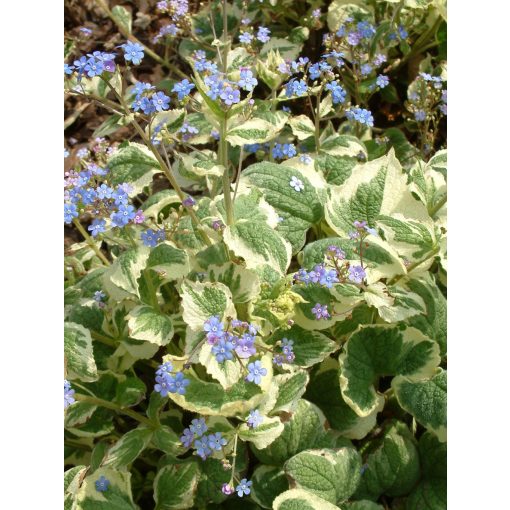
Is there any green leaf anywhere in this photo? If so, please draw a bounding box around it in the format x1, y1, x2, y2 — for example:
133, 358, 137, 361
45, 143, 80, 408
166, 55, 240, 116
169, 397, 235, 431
305, 364, 383, 440
102, 427, 153, 469
374, 284, 426, 323
340, 325, 440, 417
273, 488, 341, 510
239, 416, 284, 449
74, 468, 137, 510
146, 242, 191, 282
111, 5, 132, 34
393, 369, 447, 442
270, 325, 337, 368
152, 425, 183, 456
252, 400, 333, 465
284, 447, 362, 504
103, 246, 150, 299
289, 115, 315, 140
154, 459, 200, 509
64, 322, 98, 382
226, 118, 276, 146
271, 369, 309, 414
406, 432, 446, 510
206, 263, 260, 303
259, 38, 303, 60
250, 465, 288, 509
406, 275, 447, 356
114, 375, 147, 408
127, 305, 174, 346
107, 142, 160, 194
224, 220, 291, 275
346, 501, 384, 510
325, 150, 432, 243
180, 280, 236, 331
243, 162, 324, 224
316, 153, 357, 186
356, 422, 420, 500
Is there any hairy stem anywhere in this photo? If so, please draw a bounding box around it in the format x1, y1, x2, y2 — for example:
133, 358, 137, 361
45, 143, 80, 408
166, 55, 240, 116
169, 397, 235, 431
72, 219, 110, 265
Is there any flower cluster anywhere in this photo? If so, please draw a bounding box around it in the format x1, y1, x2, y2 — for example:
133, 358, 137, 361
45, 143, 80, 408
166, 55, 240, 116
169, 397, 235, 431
64, 380, 75, 409
180, 418, 228, 460
203, 317, 269, 385
154, 362, 190, 397
346, 107, 375, 127
238, 24, 271, 45
272, 143, 297, 160
64, 160, 145, 233
272, 338, 296, 366
65, 50, 116, 80
153, 0, 191, 42
407, 70, 447, 122
130, 81, 171, 114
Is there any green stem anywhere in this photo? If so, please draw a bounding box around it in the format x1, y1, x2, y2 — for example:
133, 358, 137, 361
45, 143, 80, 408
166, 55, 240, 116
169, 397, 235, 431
144, 269, 160, 311
229, 433, 239, 485
315, 88, 322, 152
72, 219, 110, 266
75, 394, 154, 427
269, 89, 277, 162
388, 246, 440, 285
91, 331, 117, 347
429, 194, 447, 217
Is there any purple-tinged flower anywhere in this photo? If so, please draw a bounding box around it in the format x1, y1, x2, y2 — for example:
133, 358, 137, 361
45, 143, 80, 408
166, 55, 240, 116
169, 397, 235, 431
64, 380, 75, 409
190, 418, 208, 437
207, 432, 227, 451
373, 54, 387, 67
154, 373, 175, 397
236, 479, 252, 497
79, 27, 93, 36
325, 80, 346, 104
241, 17, 251, 25
181, 428, 194, 447
247, 409, 263, 428
281, 338, 294, 356
212, 219, 224, 231
210, 129, 220, 140
347, 32, 361, 46
194, 437, 212, 460
349, 230, 360, 240
77, 147, 89, 159
327, 245, 346, 260
182, 195, 196, 207
289, 176, 304, 192
312, 8, 321, 18
122, 41, 144, 65
95, 476, 110, 492
222, 483, 235, 495
354, 220, 367, 229
220, 87, 240, 106
133, 210, 145, 224
257, 26, 271, 43
320, 269, 339, 288
204, 316, 224, 343
361, 63, 372, 76
246, 360, 267, 385
311, 303, 330, 320
273, 354, 284, 366
172, 79, 195, 101
212, 338, 234, 363
156, 361, 173, 376
239, 32, 254, 44
235, 335, 256, 359
93, 290, 106, 302
348, 265, 366, 284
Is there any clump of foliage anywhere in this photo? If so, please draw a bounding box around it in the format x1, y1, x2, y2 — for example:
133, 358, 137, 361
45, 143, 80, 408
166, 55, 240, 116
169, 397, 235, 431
64, 0, 447, 508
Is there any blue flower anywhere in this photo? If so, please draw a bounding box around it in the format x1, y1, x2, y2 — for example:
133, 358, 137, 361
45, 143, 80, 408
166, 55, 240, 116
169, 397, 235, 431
172, 79, 195, 101
414, 110, 426, 122
122, 41, 144, 65
376, 75, 389, 88
204, 316, 224, 343
154, 373, 175, 397
116, 203, 136, 225
238, 69, 258, 91
85, 57, 104, 77
247, 409, 263, 428
207, 432, 227, 451
308, 63, 321, 80
357, 21, 376, 39
64, 64, 74, 75
289, 175, 304, 191
212, 338, 234, 363
64, 203, 78, 224
93, 290, 106, 302
95, 476, 110, 492
285, 79, 307, 98
220, 87, 241, 106
194, 437, 212, 460
311, 303, 330, 320
169, 372, 190, 395
88, 218, 106, 237
64, 380, 75, 409
236, 479, 252, 497
320, 269, 339, 288
180, 427, 194, 447
156, 361, 173, 376
346, 107, 374, 127
235, 334, 256, 359
152, 91, 171, 111
257, 26, 271, 43
325, 80, 346, 104
140, 97, 156, 115
239, 32, 253, 44
246, 360, 267, 385
190, 417, 208, 437
361, 63, 373, 76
